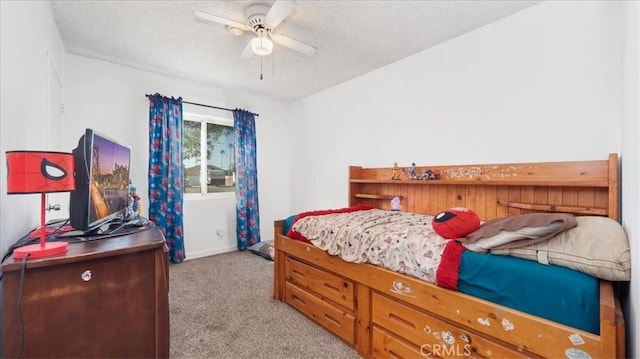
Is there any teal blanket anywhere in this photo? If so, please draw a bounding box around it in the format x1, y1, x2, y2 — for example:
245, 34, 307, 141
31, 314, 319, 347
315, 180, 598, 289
459, 250, 599, 334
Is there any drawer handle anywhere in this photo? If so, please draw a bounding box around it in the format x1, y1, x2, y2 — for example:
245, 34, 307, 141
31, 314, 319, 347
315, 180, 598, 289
324, 313, 340, 326
323, 282, 340, 293
388, 313, 416, 330
291, 294, 306, 305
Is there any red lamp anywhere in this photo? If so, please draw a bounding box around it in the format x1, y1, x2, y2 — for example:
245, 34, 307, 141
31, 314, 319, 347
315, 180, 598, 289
6, 151, 76, 259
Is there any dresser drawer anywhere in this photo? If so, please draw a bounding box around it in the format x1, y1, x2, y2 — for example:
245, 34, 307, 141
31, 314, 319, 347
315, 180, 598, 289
285, 281, 355, 344
285, 257, 354, 310
372, 292, 529, 359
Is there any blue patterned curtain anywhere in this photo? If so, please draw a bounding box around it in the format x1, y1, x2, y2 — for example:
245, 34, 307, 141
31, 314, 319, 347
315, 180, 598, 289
233, 109, 260, 250
148, 93, 185, 263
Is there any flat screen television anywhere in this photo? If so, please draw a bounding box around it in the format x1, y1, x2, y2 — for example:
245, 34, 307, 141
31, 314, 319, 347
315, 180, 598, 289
69, 128, 131, 233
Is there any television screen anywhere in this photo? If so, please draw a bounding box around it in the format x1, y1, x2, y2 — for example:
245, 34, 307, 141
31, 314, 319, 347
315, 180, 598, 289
69, 129, 131, 233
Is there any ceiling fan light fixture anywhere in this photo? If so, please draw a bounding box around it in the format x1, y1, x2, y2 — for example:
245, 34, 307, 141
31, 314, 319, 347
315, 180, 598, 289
251, 37, 273, 56
227, 26, 244, 36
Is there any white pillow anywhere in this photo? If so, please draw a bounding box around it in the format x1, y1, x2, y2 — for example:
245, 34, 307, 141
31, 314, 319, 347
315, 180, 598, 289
491, 216, 630, 281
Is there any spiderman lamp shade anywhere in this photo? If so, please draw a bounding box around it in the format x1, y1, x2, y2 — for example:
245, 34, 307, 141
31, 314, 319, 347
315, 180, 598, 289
6, 151, 76, 259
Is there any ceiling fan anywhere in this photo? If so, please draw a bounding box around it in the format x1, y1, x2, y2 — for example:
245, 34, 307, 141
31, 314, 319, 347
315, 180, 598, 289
194, 0, 317, 58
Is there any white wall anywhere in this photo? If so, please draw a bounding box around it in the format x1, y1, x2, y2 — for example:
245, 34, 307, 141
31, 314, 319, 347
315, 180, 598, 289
62, 54, 291, 259
288, 1, 624, 213
622, 1, 640, 356
288, 1, 637, 356
0, 1, 66, 255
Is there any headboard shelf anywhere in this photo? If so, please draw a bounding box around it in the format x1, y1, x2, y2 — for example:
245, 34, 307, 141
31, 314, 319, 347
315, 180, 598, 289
354, 193, 402, 200
348, 154, 619, 221
350, 178, 610, 187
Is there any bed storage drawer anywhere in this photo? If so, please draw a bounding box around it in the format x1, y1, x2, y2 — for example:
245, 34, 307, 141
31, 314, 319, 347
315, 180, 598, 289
285, 281, 355, 344
285, 257, 355, 310
372, 326, 424, 359
371, 292, 529, 359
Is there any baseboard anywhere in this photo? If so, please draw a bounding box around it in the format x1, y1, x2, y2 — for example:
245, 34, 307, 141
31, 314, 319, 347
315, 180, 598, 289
185, 246, 238, 260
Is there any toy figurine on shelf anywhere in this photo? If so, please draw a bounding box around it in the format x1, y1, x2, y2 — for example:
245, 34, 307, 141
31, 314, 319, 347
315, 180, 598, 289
391, 162, 401, 180
390, 196, 402, 211
410, 163, 418, 180
421, 169, 441, 180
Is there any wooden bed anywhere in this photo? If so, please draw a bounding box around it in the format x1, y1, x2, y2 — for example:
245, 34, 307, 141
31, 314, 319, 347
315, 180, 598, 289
273, 154, 625, 358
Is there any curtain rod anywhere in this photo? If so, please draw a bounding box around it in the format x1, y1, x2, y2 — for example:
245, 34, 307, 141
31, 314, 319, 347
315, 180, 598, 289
145, 94, 259, 117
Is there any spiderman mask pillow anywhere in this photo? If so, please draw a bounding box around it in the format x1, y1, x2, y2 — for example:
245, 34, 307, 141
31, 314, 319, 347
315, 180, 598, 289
432, 207, 480, 239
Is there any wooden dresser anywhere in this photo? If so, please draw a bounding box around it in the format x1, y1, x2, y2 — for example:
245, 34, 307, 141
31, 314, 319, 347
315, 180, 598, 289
2, 222, 169, 358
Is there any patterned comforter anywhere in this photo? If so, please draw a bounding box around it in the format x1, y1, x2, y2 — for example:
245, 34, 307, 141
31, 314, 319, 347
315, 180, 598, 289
290, 208, 451, 284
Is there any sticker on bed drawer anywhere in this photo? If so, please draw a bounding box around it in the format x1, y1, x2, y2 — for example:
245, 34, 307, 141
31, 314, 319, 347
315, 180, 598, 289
568, 333, 585, 346
390, 280, 415, 297
565, 348, 592, 359
501, 318, 514, 331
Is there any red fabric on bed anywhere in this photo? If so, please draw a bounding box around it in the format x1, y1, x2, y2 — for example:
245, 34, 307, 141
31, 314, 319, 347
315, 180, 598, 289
286, 204, 376, 244
436, 240, 465, 291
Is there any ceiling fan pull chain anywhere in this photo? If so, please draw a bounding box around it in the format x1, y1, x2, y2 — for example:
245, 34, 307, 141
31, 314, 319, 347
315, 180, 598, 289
260, 55, 263, 80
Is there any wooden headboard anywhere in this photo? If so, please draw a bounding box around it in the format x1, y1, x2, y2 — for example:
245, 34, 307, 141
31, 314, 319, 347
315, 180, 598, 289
348, 153, 619, 221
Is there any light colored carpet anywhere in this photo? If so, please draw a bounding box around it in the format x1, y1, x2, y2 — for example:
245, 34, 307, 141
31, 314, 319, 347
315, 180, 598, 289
169, 251, 361, 359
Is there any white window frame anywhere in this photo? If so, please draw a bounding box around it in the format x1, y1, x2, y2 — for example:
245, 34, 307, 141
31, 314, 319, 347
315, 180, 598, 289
183, 112, 234, 198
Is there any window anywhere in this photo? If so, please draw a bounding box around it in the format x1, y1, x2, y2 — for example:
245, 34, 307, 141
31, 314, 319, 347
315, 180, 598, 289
183, 113, 235, 194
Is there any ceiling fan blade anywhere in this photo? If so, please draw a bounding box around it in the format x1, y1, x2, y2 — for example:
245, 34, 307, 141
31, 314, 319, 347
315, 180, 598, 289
264, 0, 296, 28
193, 10, 250, 31
271, 34, 317, 57
241, 40, 255, 59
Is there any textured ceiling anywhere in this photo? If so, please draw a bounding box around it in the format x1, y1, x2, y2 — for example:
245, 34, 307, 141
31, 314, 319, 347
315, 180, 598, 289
50, 0, 540, 103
